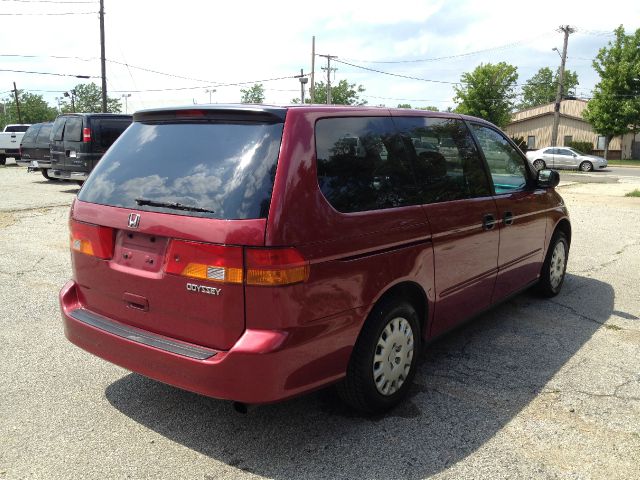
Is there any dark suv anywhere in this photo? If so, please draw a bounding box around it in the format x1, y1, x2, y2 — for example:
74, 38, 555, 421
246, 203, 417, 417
60, 105, 570, 414
49, 113, 132, 184
17, 122, 54, 178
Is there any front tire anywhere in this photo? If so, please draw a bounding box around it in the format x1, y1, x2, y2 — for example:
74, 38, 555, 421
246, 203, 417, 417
41, 169, 57, 181
337, 299, 420, 414
579, 161, 593, 172
537, 231, 569, 297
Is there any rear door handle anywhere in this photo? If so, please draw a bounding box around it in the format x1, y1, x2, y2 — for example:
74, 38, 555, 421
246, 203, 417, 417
504, 211, 514, 226
482, 214, 496, 231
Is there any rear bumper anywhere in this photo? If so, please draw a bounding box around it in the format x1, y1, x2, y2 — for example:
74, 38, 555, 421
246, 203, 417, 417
60, 280, 360, 404
49, 169, 89, 181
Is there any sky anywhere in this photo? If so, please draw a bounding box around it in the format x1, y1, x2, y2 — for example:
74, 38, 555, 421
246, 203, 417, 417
1, 0, 639, 114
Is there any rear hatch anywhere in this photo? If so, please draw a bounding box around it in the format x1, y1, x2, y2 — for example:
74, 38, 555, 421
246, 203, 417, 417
71, 107, 286, 350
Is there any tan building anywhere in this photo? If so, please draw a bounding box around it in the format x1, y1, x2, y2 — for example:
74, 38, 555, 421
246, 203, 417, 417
504, 99, 637, 160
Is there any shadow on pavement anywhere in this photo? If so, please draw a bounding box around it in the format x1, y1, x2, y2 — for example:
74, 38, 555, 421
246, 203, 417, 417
106, 273, 612, 479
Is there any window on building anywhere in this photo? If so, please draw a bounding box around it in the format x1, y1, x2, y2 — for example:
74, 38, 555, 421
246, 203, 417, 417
527, 136, 536, 149
564, 135, 573, 146
597, 136, 607, 150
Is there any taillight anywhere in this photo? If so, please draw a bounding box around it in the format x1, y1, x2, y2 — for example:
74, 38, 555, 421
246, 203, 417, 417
165, 240, 243, 284
246, 248, 309, 286
82, 127, 91, 143
69, 219, 114, 259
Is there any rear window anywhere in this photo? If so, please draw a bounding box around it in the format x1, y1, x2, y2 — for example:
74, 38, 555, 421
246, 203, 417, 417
78, 120, 284, 220
36, 124, 52, 144
5, 125, 30, 133
64, 117, 83, 142
21, 125, 40, 144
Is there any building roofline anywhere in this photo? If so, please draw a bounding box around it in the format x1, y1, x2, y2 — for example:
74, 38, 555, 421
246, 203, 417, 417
507, 111, 586, 126
512, 98, 589, 116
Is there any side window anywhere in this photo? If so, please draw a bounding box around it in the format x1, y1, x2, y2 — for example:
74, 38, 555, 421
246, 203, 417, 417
471, 124, 528, 195
64, 117, 83, 142
394, 117, 491, 203
315, 117, 417, 213
52, 118, 66, 141
556, 148, 572, 156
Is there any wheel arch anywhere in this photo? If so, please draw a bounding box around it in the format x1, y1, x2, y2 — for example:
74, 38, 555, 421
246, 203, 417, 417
554, 218, 572, 247
367, 281, 429, 339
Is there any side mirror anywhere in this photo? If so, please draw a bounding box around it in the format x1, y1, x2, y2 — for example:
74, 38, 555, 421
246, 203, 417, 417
537, 168, 560, 188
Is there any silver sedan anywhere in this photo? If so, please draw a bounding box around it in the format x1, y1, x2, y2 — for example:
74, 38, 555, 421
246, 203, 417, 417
526, 147, 608, 172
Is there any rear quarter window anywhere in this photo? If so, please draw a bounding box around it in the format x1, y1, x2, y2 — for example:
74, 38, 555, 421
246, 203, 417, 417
36, 124, 52, 145
91, 118, 132, 150
21, 125, 40, 145
64, 117, 83, 142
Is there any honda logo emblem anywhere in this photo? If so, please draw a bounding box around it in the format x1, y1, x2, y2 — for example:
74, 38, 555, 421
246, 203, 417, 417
128, 213, 141, 229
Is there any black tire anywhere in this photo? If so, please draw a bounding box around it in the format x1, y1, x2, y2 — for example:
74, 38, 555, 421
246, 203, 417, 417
533, 159, 546, 171
537, 231, 569, 297
579, 161, 593, 172
41, 169, 56, 181
0, 155, 6, 166
337, 298, 421, 414
76, 181, 84, 186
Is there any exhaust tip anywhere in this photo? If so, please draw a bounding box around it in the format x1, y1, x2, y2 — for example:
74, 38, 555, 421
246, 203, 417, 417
233, 401, 248, 414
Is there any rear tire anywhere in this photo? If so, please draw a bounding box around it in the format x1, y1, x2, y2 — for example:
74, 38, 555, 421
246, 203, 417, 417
337, 299, 420, 414
579, 161, 593, 172
533, 159, 546, 171
536, 231, 569, 297
41, 169, 56, 181
0, 155, 6, 166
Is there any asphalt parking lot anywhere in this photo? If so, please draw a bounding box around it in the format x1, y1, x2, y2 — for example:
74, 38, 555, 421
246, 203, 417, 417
1, 164, 639, 479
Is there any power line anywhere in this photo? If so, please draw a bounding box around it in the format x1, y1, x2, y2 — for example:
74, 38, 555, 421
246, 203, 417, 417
332, 58, 460, 85
0, 0, 95, 3
338, 33, 553, 64
0, 68, 96, 78
0, 11, 96, 15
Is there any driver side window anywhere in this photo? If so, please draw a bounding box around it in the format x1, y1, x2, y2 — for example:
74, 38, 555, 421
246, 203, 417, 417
471, 124, 528, 195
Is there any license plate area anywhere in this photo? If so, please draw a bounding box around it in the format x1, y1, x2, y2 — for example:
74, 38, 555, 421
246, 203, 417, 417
112, 230, 168, 273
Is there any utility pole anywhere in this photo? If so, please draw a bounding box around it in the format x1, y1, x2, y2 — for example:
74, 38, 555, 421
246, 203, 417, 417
310, 36, 315, 102
550, 25, 575, 147
99, 0, 107, 113
12, 82, 22, 124
319, 54, 337, 104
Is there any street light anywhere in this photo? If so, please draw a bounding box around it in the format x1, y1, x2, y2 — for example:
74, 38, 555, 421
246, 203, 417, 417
205, 88, 217, 103
552, 47, 562, 58
55, 97, 62, 113
121, 93, 131, 113
64, 89, 76, 112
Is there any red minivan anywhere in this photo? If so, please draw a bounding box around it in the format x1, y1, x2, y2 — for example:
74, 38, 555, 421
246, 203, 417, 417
60, 105, 570, 413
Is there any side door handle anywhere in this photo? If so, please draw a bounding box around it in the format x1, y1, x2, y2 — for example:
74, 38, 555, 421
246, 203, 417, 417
504, 211, 514, 226
482, 214, 496, 231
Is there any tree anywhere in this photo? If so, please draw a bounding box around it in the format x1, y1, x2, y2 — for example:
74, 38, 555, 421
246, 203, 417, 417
519, 67, 579, 109
309, 79, 367, 105
418, 106, 440, 112
60, 83, 122, 113
397, 103, 412, 108
583, 25, 640, 159
453, 62, 519, 128
240, 83, 265, 104
0, 91, 58, 129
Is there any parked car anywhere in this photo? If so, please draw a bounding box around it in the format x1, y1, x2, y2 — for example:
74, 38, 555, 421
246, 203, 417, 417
60, 105, 570, 414
49, 113, 132, 184
0, 124, 31, 165
17, 122, 55, 179
526, 146, 607, 172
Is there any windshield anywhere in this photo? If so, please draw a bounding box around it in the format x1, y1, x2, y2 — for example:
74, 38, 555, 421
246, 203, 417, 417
78, 120, 284, 219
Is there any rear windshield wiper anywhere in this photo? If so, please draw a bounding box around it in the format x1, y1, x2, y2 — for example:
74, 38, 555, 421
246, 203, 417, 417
135, 198, 215, 214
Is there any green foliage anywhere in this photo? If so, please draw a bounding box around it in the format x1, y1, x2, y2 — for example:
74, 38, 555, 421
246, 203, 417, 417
510, 136, 527, 152
418, 105, 440, 112
397, 103, 412, 109
566, 140, 593, 154
583, 25, 640, 158
309, 79, 367, 105
60, 83, 122, 113
453, 62, 519, 128
240, 83, 265, 104
519, 67, 579, 109
625, 189, 640, 197
0, 91, 58, 129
